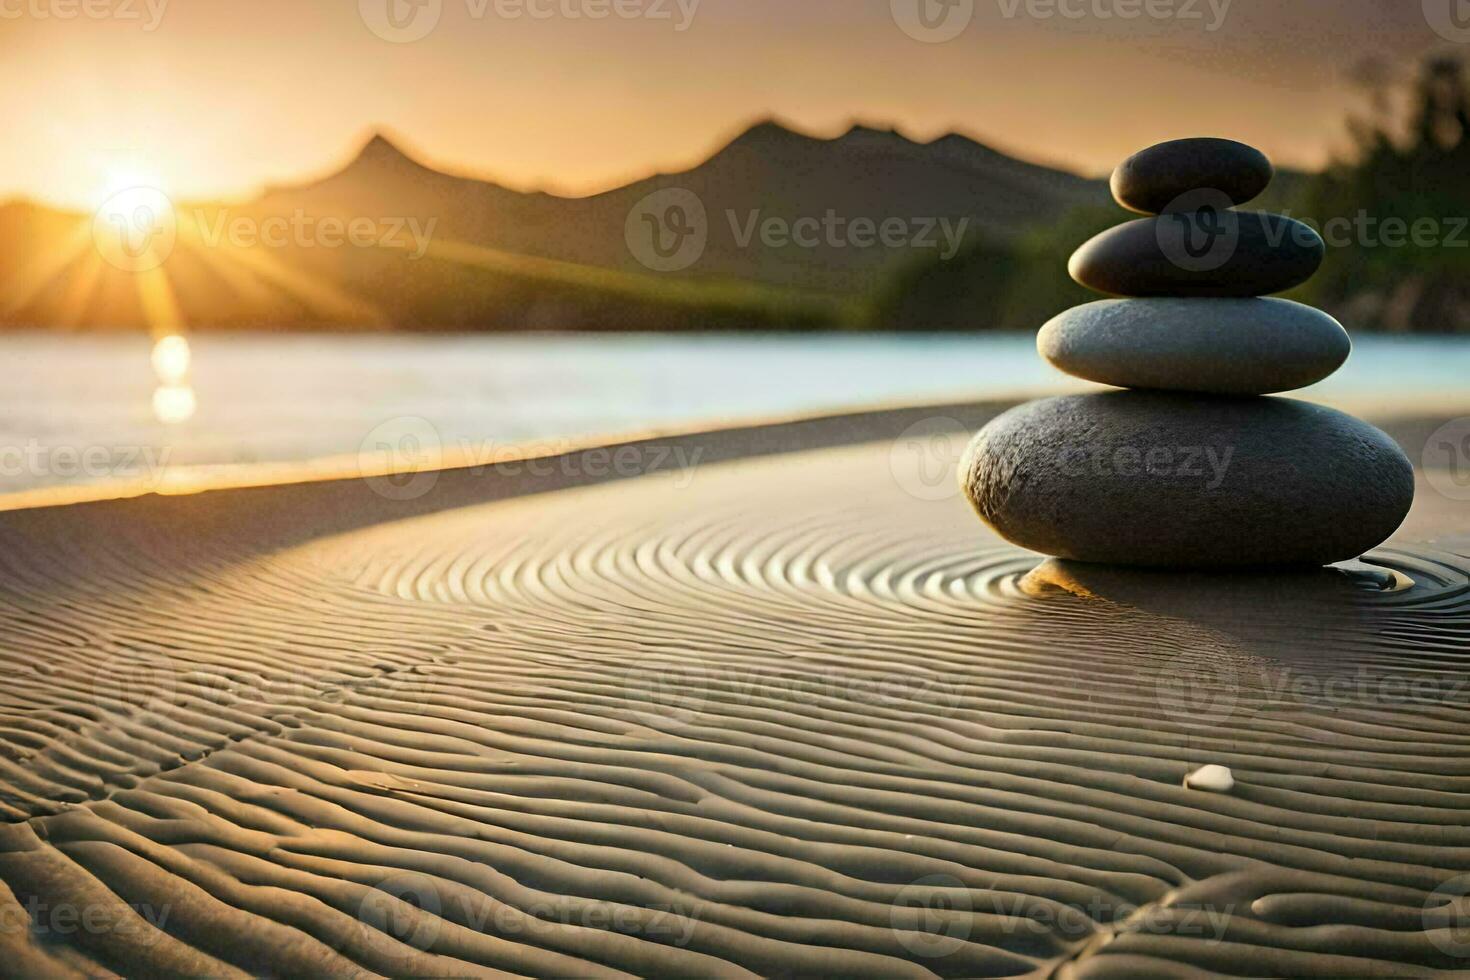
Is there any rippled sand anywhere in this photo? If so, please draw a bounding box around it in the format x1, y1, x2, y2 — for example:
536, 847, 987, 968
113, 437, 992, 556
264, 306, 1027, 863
1, 403, 1468, 978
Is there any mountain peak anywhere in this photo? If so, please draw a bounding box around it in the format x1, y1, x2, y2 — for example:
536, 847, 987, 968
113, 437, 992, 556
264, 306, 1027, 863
838, 122, 898, 139
347, 130, 430, 174
727, 118, 812, 148
721, 119, 928, 158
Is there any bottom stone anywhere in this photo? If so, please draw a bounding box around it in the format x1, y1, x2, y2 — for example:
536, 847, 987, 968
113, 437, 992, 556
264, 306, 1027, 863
960, 392, 1415, 568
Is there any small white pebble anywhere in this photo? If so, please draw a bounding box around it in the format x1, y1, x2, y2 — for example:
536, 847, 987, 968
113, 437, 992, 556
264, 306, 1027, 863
1183, 764, 1235, 794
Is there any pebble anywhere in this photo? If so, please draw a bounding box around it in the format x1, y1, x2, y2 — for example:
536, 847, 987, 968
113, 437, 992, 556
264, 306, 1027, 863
1112, 137, 1273, 215
1038, 298, 1350, 394
959, 392, 1415, 568
957, 136, 1413, 571
1068, 212, 1325, 298
1184, 764, 1236, 793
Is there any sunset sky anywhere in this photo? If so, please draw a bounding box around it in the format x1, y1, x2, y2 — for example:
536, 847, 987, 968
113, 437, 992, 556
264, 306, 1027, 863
0, 0, 1455, 210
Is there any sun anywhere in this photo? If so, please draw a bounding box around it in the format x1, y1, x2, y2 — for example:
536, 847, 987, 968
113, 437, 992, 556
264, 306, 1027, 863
92, 169, 175, 242
93, 170, 175, 232
93, 167, 171, 211
88, 169, 179, 274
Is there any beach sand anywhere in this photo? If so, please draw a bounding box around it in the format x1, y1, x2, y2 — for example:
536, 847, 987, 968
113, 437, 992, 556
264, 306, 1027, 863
1, 400, 1468, 978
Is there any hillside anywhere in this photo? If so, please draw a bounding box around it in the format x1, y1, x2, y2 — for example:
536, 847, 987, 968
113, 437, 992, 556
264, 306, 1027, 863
0, 120, 1109, 331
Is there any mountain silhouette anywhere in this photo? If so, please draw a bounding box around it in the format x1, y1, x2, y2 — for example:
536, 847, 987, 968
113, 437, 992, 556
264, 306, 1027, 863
0, 120, 1109, 330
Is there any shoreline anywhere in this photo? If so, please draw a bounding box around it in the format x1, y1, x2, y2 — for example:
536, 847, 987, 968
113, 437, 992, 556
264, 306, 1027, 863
4, 390, 1467, 514
0, 400, 1467, 976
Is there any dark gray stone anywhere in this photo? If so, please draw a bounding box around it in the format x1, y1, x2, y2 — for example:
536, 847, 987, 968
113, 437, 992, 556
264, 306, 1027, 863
1038, 298, 1351, 394
1112, 137, 1273, 215
1069, 212, 1324, 297
960, 392, 1414, 568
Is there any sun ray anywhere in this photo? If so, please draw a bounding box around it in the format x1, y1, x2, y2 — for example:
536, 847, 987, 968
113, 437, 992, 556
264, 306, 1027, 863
1, 220, 96, 317
55, 247, 108, 330
134, 261, 185, 337
181, 232, 387, 326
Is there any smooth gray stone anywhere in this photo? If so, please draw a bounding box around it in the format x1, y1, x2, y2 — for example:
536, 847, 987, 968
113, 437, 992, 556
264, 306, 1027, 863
1069, 212, 1324, 297
1038, 298, 1351, 394
1112, 137, 1273, 215
960, 392, 1414, 568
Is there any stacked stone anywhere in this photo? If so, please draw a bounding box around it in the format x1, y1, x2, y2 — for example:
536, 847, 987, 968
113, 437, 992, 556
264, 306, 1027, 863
960, 138, 1415, 569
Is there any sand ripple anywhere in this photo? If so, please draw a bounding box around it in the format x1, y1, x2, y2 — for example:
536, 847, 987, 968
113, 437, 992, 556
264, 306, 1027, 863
1, 440, 1469, 977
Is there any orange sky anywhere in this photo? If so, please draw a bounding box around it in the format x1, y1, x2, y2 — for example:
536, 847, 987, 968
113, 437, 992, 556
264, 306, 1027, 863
0, 0, 1449, 210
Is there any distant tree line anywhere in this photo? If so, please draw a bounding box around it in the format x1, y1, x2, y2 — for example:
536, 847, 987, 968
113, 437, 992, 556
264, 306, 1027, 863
867, 53, 1470, 334
1294, 55, 1470, 332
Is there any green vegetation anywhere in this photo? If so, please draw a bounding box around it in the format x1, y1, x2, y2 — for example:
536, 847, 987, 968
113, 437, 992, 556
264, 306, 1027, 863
864, 207, 1122, 331
1293, 55, 1470, 333
866, 53, 1470, 334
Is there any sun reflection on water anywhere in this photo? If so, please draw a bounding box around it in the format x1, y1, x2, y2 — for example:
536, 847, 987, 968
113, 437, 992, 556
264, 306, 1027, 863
151, 334, 191, 384
150, 334, 195, 424
152, 384, 196, 424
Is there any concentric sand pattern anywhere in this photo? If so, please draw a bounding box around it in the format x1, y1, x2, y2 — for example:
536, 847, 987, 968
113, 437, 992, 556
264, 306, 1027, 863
0, 415, 1468, 977
964, 137, 1416, 568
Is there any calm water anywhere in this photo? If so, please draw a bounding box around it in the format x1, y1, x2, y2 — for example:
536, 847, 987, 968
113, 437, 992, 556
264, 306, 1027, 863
6, 332, 1470, 497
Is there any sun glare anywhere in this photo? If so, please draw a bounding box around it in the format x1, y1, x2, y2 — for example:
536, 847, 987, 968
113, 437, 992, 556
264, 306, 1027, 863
151, 334, 191, 384
152, 384, 196, 425
95, 169, 173, 215
150, 334, 194, 424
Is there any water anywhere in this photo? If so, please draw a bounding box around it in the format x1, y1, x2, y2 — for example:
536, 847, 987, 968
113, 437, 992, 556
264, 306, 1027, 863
5, 331, 1468, 498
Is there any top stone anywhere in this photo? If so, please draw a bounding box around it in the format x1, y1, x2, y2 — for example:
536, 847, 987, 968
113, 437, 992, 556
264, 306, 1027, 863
1111, 138, 1273, 215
